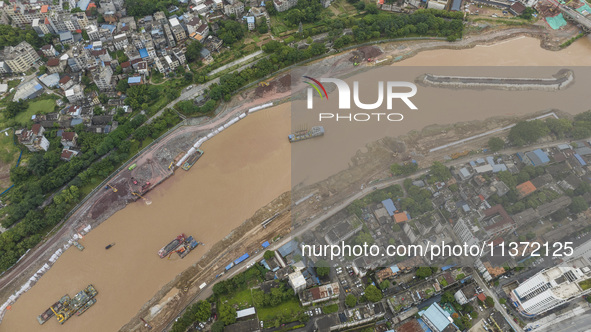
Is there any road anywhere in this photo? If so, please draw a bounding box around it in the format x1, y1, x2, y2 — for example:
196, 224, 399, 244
162, 137, 572, 330
207, 50, 264, 77
547, 309, 591, 332
473, 271, 523, 332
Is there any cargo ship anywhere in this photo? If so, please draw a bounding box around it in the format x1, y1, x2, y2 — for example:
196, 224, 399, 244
182, 149, 204, 171
158, 234, 186, 258
37, 284, 98, 325
175, 236, 201, 258
288, 126, 324, 143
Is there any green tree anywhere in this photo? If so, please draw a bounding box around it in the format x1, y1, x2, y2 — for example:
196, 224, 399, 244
470, 311, 478, 319
508, 120, 549, 146
379, 280, 390, 290
186, 41, 203, 62
355, 231, 374, 246
441, 291, 455, 304
429, 162, 451, 182
212, 320, 224, 332
485, 296, 494, 307
499, 298, 507, 305
519, 7, 535, 19
316, 266, 330, 277
569, 196, 589, 214
258, 24, 268, 34
133, 126, 151, 143
365, 3, 378, 14
219, 303, 236, 325
488, 137, 505, 152
416, 266, 433, 279
364, 285, 382, 302
194, 300, 211, 322
263, 250, 275, 260
345, 294, 357, 307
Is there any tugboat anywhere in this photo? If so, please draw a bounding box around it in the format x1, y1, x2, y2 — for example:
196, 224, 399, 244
105, 243, 115, 250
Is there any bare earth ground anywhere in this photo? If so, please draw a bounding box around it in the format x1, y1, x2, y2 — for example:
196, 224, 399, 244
0, 25, 585, 328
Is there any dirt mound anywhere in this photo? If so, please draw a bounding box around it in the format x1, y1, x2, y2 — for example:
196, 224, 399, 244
254, 74, 292, 98
358, 46, 383, 59
348, 51, 364, 63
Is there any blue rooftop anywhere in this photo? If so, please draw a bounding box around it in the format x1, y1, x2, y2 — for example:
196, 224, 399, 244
262, 241, 270, 248
532, 149, 550, 164
101, 24, 116, 33
278, 240, 298, 257
575, 153, 587, 166
381, 199, 397, 217
77, 0, 91, 10
389, 265, 400, 274
421, 303, 452, 332
71, 118, 83, 126
128, 77, 142, 84
139, 48, 148, 58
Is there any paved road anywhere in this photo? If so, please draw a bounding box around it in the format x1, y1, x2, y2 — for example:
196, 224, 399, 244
162, 137, 572, 330
550, 309, 591, 332
207, 50, 264, 77
473, 271, 523, 331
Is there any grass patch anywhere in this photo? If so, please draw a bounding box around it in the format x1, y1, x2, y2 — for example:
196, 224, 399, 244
456, 273, 465, 280
257, 298, 303, 323
322, 303, 339, 314
220, 288, 253, 310
580, 279, 591, 290
440, 278, 448, 287
80, 177, 102, 196
253, 36, 260, 42
15, 99, 56, 124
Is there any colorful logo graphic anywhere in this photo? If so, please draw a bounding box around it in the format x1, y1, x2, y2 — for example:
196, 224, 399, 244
303, 76, 328, 100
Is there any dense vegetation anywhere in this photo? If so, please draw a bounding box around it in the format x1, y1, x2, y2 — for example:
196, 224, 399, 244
0, 24, 46, 48
170, 300, 211, 332
509, 112, 591, 146
125, 0, 179, 17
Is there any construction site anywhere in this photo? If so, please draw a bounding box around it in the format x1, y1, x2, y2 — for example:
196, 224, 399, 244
0, 25, 590, 331
537, 0, 591, 31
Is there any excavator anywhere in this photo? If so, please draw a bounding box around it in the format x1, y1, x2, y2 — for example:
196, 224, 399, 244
105, 184, 117, 192
258, 81, 269, 87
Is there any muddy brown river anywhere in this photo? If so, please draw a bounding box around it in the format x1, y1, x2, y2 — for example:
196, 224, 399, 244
1, 36, 591, 331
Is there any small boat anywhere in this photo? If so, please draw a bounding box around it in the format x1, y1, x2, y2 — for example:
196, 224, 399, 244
105, 243, 115, 250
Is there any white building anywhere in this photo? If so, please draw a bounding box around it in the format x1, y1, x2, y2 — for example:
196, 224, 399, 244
452, 218, 479, 247
288, 271, 306, 294
511, 258, 591, 316
65, 84, 84, 103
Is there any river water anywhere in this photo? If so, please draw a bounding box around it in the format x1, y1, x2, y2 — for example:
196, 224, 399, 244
1, 36, 591, 332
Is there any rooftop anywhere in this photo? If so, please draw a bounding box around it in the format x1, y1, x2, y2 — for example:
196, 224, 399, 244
516, 181, 536, 197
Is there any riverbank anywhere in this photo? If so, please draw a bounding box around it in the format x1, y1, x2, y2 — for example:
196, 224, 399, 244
1, 29, 591, 331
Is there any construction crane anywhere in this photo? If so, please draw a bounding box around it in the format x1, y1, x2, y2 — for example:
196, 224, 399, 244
132, 192, 146, 200
167, 246, 187, 259
105, 184, 118, 192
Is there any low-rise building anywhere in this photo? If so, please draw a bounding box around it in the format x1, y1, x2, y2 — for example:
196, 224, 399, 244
60, 131, 78, 148
16, 125, 50, 152
65, 84, 84, 103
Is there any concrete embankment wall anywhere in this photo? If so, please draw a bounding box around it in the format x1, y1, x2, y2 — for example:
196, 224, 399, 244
175, 102, 273, 167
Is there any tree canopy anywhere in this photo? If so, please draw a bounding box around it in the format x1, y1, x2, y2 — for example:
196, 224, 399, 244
364, 285, 383, 302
